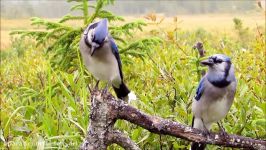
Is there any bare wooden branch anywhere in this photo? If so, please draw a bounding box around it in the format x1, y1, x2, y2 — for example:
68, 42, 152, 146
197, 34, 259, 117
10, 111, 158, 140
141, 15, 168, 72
193, 42, 205, 57
81, 90, 266, 150
116, 100, 266, 149
193, 41, 206, 77
107, 130, 140, 150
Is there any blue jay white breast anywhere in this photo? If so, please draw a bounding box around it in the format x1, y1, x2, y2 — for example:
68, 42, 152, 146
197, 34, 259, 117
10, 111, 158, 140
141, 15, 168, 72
192, 54, 237, 130
79, 19, 121, 87
80, 37, 121, 87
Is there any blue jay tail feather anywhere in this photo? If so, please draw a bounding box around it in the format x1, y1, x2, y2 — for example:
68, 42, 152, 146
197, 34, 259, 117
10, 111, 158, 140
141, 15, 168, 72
112, 82, 130, 100
191, 142, 206, 150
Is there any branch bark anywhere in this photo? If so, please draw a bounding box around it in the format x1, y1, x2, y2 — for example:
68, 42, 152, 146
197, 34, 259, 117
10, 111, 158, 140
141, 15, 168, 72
107, 130, 141, 150
80, 90, 266, 150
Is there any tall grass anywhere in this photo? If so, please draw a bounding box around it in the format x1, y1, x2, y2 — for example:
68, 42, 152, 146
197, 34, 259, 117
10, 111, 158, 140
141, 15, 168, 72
1, 6, 265, 150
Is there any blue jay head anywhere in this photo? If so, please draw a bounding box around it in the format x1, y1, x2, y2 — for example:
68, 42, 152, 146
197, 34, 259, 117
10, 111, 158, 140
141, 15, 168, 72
201, 54, 232, 72
84, 18, 108, 56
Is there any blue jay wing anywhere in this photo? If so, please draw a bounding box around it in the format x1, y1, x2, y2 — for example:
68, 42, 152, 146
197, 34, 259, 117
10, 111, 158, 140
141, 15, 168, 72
110, 38, 123, 79
195, 77, 205, 101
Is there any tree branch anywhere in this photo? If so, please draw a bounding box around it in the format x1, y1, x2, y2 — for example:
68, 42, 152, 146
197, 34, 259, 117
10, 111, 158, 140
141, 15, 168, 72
107, 130, 140, 150
193, 42, 205, 57
81, 90, 266, 150
116, 100, 265, 149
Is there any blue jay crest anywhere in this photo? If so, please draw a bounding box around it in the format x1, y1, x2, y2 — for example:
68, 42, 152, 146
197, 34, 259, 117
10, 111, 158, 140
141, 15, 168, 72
84, 19, 109, 56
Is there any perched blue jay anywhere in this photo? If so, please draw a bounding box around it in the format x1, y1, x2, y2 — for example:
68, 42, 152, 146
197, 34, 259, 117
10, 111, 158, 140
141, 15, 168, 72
191, 54, 237, 150
79, 19, 130, 100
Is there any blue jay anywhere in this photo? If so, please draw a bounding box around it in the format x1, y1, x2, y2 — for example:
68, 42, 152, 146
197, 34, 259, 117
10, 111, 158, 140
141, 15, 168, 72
191, 54, 237, 150
79, 19, 130, 100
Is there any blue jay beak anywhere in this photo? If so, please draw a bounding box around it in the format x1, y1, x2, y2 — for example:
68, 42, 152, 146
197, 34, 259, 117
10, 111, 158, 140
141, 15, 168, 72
201, 59, 214, 66
91, 46, 96, 56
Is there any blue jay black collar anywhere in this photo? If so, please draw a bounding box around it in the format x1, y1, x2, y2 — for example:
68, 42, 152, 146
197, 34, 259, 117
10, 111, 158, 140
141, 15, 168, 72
208, 62, 232, 88
209, 79, 231, 88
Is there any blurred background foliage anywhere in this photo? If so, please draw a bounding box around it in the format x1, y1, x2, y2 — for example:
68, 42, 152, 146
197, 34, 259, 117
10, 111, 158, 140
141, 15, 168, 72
1, 0, 265, 149
0, 0, 262, 19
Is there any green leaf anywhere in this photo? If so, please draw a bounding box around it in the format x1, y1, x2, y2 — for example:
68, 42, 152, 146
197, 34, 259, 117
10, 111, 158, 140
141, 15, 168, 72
252, 119, 266, 127
240, 84, 249, 97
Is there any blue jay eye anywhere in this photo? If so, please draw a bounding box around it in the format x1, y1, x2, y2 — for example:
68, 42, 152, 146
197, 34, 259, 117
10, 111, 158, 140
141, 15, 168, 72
216, 59, 223, 63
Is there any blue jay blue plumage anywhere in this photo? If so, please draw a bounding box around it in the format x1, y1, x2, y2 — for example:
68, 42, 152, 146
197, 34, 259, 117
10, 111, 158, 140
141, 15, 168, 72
191, 54, 237, 150
79, 19, 130, 100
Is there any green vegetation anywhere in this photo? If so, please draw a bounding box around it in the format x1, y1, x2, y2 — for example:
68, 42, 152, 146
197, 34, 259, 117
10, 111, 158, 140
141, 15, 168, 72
1, 0, 265, 149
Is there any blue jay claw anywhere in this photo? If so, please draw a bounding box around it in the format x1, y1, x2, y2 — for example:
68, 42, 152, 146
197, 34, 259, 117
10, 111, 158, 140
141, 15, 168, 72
201, 118, 210, 136
217, 122, 228, 139
202, 128, 210, 137
102, 88, 108, 95
102, 84, 109, 95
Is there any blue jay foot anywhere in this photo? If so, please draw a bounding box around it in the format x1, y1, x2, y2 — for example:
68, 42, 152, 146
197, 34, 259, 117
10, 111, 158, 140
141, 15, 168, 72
102, 81, 111, 95
201, 119, 210, 136
102, 88, 108, 95
217, 122, 228, 138
101, 84, 109, 95
202, 128, 210, 137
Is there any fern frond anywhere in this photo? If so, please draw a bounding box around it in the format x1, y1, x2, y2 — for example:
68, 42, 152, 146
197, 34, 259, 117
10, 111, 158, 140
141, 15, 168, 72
87, 0, 105, 24
31, 17, 73, 30
112, 35, 127, 44
59, 15, 84, 23
98, 10, 124, 22
44, 27, 71, 40
47, 29, 80, 53
70, 3, 84, 12
10, 30, 48, 40
110, 21, 146, 37
120, 37, 162, 54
